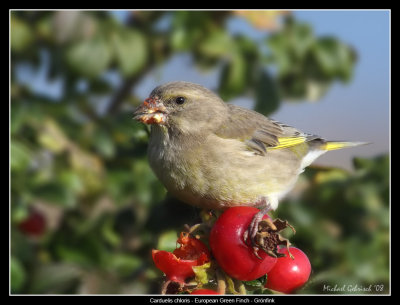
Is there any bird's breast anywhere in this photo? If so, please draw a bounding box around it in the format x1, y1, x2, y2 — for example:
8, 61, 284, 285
147, 127, 263, 209
148, 126, 205, 195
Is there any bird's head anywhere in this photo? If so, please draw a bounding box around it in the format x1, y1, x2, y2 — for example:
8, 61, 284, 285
133, 81, 227, 134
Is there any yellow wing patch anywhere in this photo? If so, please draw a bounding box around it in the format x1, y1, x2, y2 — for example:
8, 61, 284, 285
268, 136, 307, 150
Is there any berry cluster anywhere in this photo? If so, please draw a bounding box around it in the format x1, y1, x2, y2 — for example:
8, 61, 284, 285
152, 207, 311, 294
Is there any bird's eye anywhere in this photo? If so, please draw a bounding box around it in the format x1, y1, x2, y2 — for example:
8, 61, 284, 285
175, 96, 186, 105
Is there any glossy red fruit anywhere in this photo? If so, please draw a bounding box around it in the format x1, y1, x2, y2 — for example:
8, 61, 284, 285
190, 289, 220, 295
18, 210, 46, 237
209, 207, 277, 281
265, 247, 311, 293
152, 232, 211, 283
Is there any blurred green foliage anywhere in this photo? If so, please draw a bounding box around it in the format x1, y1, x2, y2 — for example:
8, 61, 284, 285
10, 11, 388, 294
275, 155, 389, 294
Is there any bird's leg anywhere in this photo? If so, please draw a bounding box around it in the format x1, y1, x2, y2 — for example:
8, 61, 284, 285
243, 198, 296, 260
243, 197, 272, 245
161, 280, 171, 295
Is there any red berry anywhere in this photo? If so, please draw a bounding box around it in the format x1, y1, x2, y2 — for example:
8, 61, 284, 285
209, 207, 277, 281
18, 210, 46, 237
190, 289, 220, 295
152, 232, 211, 283
265, 247, 311, 293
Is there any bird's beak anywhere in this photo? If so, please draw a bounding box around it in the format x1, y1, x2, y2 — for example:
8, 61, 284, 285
133, 97, 168, 125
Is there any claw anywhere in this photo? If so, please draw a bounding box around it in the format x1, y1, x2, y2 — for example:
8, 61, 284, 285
242, 201, 296, 260
243, 230, 249, 243
252, 246, 262, 259
242, 204, 272, 258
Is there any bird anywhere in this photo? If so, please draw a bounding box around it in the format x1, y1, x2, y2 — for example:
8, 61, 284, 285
133, 81, 367, 242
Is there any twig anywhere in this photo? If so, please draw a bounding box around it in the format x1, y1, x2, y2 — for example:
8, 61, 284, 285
216, 270, 226, 295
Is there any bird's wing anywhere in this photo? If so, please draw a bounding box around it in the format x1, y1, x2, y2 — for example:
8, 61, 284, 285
215, 104, 320, 155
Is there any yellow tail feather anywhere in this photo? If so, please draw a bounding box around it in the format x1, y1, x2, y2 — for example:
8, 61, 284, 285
322, 141, 370, 151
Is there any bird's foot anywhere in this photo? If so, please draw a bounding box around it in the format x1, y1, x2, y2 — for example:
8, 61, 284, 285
243, 206, 296, 259
243, 206, 270, 245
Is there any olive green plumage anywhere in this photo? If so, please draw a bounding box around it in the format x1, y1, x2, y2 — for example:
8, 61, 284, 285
133, 81, 366, 211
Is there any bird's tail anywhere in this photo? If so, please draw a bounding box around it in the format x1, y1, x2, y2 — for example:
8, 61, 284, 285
321, 141, 370, 151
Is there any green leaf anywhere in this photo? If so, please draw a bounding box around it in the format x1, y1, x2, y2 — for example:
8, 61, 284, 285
267, 34, 292, 75
257, 273, 268, 286
112, 29, 147, 77
225, 274, 240, 294
11, 104, 26, 135
254, 69, 281, 115
312, 37, 356, 82
353, 155, 389, 174
66, 36, 112, 78
11, 204, 29, 223
33, 182, 76, 207
218, 52, 247, 100
257, 287, 274, 294
243, 279, 262, 288
107, 254, 142, 277
11, 141, 31, 172
290, 22, 314, 59
93, 129, 115, 158
170, 26, 188, 50
277, 73, 307, 100
58, 170, 84, 195
11, 256, 26, 293
192, 262, 212, 285
157, 230, 178, 252
101, 217, 121, 247
11, 15, 33, 52
37, 119, 70, 153
198, 30, 233, 59
243, 274, 268, 293
267, 19, 314, 76
170, 11, 209, 51
268, 17, 357, 102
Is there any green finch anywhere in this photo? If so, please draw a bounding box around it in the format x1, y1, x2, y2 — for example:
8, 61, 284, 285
133, 81, 367, 240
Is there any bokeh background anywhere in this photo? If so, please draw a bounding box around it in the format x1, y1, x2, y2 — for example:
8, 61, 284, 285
10, 10, 389, 294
